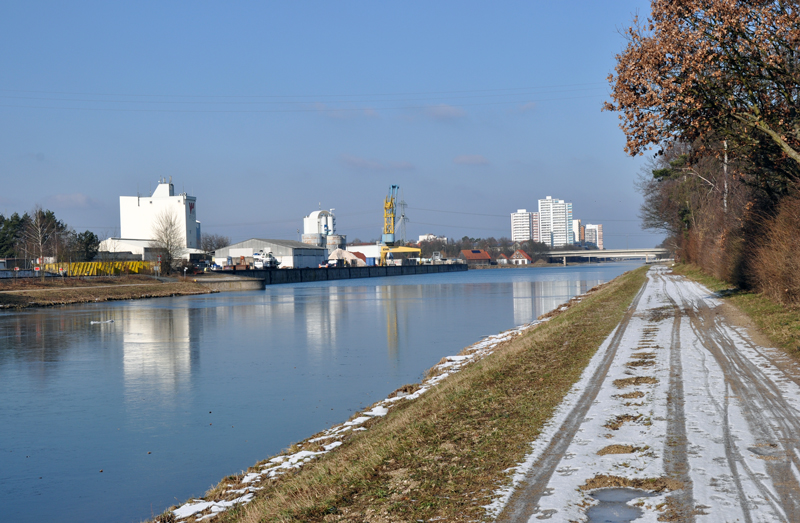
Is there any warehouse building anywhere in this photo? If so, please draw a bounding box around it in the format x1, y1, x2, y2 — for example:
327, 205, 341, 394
213, 239, 326, 269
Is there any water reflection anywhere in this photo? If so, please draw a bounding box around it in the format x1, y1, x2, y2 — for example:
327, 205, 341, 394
0, 263, 643, 523
122, 308, 200, 395
513, 279, 603, 325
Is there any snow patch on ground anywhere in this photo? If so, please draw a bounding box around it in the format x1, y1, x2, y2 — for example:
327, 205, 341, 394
171, 288, 614, 522
485, 266, 800, 521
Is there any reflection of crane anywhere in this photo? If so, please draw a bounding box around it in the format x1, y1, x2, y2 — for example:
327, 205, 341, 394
382, 185, 399, 246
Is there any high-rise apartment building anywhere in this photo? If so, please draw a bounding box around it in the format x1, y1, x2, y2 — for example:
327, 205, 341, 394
510, 209, 540, 243
585, 223, 604, 250
538, 196, 573, 247
572, 219, 582, 246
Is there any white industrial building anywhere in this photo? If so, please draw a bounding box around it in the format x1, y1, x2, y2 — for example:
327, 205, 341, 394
346, 244, 383, 265
301, 209, 346, 253
510, 209, 540, 243
418, 233, 448, 243
585, 223, 604, 250
98, 178, 205, 261
213, 239, 326, 269
538, 196, 574, 248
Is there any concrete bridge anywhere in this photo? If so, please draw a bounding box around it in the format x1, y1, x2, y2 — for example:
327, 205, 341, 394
545, 248, 670, 264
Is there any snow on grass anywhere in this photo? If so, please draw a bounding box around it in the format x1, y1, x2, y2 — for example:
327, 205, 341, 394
172, 309, 572, 521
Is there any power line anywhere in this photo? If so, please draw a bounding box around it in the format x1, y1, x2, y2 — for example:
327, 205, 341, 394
410, 207, 640, 222
0, 87, 606, 106
0, 94, 604, 114
0, 81, 607, 99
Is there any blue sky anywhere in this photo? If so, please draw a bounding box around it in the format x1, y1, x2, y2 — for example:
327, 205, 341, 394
0, 1, 659, 248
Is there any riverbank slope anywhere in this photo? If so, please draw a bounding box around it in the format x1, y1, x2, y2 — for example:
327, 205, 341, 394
0, 275, 213, 309
157, 265, 649, 523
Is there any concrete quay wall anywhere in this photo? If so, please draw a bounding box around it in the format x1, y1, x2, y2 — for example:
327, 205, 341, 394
222, 263, 466, 287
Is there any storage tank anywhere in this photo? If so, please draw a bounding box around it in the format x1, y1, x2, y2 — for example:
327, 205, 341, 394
325, 234, 346, 251
303, 210, 336, 236
302, 233, 324, 247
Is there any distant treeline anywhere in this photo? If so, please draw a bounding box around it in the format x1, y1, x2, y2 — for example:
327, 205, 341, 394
0, 207, 100, 266
349, 236, 589, 260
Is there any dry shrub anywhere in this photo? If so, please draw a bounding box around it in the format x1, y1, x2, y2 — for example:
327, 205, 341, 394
751, 196, 800, 305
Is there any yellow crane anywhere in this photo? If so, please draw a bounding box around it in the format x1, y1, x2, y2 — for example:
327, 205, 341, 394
382, 185, 399, 246
379, 185, 420, 266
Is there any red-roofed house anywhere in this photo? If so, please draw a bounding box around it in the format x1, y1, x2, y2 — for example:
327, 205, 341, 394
459, 249, 492, 266
497, 253, 510, 265
510, 249, 533, 265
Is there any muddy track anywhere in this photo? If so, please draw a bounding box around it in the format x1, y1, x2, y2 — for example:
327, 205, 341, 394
658, 270, 695, 521
682, 290, 800, 520
495, 281, 648, 521
495, 266, 800, 522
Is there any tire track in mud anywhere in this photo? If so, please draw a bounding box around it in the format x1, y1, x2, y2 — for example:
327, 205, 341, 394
677, 283, 800, 521
654, 270, 696, 521
495, 278, 648, 522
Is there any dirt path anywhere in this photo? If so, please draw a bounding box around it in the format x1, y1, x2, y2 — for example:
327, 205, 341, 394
495, 265, 800, 522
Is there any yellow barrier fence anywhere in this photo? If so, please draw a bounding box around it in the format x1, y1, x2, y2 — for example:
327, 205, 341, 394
42, 261, 154, 276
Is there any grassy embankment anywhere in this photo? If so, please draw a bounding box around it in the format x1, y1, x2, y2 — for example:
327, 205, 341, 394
167, 265, 648, 523
672, 263, 800, 356
0, 275, 212, 309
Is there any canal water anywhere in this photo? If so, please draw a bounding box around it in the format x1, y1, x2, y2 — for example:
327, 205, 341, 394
0, 262, 642, 522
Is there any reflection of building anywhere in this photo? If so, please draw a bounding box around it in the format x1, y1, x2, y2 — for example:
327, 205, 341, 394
122, 307, 198, 394
512, 279, 605, 325
513, 281, 534, 325
302, 286, 344, 356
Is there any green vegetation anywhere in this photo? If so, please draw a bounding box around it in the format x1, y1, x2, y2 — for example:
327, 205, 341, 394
165, 266, 648, 523
0, 206, 100, 264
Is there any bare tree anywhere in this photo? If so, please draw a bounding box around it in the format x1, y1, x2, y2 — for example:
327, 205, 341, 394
22, 205, 57, 272
200, 233, 231, 254
150, 209, 186, 272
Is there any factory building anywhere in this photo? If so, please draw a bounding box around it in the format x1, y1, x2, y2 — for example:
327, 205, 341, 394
213, 239, 326, 269
301, 209, 346, 253
98, 178, 205, 261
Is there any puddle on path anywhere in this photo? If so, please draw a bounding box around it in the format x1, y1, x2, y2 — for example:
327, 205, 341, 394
586, 488, 656, 522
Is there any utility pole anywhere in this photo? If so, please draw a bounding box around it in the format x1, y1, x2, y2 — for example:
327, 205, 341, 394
398, 189, 409, 244
723, 140, 728, 214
